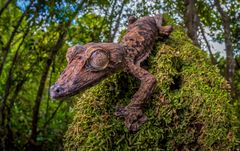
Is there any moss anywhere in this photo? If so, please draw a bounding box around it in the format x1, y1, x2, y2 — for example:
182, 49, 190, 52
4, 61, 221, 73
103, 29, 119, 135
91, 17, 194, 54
64, 24, 238, 150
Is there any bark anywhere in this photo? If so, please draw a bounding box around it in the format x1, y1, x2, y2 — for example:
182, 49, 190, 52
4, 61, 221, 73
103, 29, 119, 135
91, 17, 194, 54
0, 0, 33, 76
199, 23, 217, 65
214, 0, 235, 95
184, 0, 200, 47
0, 0, 12, 17
27, 1, 85, 148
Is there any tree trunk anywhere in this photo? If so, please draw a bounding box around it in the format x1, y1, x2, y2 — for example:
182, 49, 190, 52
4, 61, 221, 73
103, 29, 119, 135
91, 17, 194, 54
183, 0, 200, 47
214, 0, 235, 96
0, 0, 12, 17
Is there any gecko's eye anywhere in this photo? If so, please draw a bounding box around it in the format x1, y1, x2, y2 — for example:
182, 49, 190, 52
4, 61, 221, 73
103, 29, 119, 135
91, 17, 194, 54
88, 50, 109, 71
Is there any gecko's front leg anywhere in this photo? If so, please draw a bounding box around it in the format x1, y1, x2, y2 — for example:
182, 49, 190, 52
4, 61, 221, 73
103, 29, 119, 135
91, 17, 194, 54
115, 61, 156, 132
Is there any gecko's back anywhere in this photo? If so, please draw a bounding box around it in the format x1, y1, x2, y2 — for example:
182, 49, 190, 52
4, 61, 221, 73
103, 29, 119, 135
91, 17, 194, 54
121, 15, 162, 64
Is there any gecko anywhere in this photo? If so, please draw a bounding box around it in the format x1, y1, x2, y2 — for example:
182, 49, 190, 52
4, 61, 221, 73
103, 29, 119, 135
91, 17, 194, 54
50, 14, 173, 132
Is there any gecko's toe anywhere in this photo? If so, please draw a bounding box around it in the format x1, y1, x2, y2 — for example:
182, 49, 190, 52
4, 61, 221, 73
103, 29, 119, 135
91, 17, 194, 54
115, 106, 148, 132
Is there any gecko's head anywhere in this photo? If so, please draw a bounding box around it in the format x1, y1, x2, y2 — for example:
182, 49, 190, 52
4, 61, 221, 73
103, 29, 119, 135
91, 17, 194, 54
50, 43, 124, 99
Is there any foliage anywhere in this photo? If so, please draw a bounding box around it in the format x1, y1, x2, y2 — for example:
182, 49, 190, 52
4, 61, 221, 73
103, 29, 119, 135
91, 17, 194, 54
64, 22, 239, 150
0, 0, 240, 150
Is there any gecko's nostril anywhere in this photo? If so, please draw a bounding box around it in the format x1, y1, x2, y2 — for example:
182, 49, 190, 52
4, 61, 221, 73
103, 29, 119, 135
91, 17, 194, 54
55, 85, 64, 94
50, 84, 64, 98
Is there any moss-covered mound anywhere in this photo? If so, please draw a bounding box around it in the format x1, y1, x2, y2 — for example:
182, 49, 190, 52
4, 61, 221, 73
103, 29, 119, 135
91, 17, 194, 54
64, 25, 238, 150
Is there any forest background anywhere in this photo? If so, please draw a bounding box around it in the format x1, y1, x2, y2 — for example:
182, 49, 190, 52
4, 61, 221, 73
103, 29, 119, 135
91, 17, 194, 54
0, 0, 239, 150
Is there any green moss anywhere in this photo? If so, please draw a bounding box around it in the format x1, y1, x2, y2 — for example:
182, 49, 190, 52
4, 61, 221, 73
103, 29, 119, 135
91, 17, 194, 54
64, 25, 238, 150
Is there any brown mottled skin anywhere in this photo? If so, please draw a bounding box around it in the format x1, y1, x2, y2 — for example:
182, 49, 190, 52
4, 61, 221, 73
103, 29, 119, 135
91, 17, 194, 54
50, 15, 173, 132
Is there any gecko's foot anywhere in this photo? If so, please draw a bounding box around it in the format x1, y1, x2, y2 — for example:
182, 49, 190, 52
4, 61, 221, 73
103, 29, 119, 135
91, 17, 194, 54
125, 109, 147, 132
114, 106, 147, 132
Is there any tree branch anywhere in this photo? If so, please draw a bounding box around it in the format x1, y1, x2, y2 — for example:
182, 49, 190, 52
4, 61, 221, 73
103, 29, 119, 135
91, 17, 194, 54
199, 23, 217, 65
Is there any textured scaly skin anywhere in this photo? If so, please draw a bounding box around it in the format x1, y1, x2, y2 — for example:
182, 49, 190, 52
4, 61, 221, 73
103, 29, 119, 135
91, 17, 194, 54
122, 16, 159, 64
